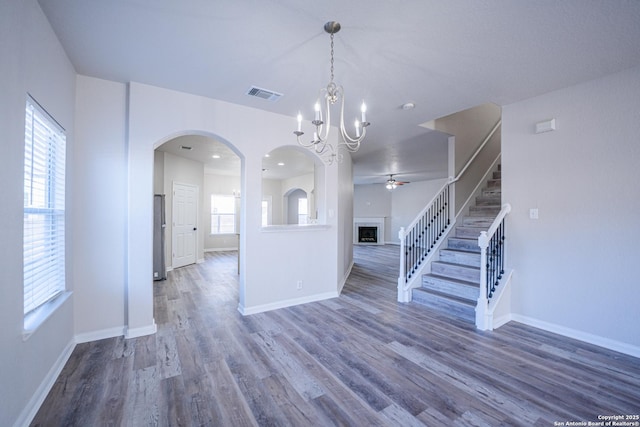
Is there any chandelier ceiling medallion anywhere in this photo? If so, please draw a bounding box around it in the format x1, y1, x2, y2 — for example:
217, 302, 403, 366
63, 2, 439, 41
294, 21, 370, 164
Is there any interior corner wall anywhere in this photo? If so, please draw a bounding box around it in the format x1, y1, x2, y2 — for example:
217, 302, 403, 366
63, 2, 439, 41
338, 152, 354, 286
74, 75, 128, 340
0, 1, 76, 426
433, 103, 502, 215
502, 66, 640, 351
434, 103, 502, 174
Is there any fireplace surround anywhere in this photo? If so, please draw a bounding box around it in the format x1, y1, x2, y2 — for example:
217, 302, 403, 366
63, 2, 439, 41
353, 217, 385, 245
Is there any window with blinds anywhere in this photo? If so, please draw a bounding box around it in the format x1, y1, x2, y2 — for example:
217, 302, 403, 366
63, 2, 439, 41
23, 96, 66, 315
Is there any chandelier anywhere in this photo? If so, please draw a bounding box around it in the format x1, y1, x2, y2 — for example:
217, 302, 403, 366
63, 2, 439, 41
294, 21, 370, 164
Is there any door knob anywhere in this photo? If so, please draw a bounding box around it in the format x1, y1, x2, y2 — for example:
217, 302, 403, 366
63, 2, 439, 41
193, 227, 197, 231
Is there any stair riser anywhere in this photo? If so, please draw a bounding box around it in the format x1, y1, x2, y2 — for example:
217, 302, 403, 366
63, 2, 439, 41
462, 217, 495, 227
455, 227, 485, 239
422, 276, 480, 300
432, 262, 480, 283
486, 179, 501, 188
439, 250, 480, 267
493, 171, 501, 179
448, 238, 481, 253
475, 196, 501, 206
412, 289, 475, 322
482, 188, 501, 197
468, 206, 501, 216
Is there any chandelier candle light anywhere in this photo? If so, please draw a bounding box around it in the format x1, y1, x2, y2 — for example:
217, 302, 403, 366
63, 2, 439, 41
294, 21, 370, 164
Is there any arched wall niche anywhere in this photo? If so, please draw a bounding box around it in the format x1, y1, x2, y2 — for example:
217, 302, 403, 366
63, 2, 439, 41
261, 145, 325, 226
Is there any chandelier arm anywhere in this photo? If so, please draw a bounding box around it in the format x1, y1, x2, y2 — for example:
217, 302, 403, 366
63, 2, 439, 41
337, 94, 365, 150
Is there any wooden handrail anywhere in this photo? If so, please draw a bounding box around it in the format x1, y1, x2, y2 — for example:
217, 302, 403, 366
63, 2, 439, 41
450, 119, 501, 184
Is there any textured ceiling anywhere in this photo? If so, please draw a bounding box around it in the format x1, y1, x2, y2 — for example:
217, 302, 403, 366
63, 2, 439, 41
38, 0, 640, 184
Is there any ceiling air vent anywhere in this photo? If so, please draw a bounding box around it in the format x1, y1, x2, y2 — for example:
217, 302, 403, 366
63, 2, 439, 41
247, 86, 282, 102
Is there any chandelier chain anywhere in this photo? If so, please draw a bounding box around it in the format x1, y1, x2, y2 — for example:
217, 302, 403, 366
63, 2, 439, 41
330, 33, 335, 84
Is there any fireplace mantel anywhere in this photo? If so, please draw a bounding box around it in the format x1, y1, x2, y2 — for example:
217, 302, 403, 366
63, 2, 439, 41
354, 217, 385, 245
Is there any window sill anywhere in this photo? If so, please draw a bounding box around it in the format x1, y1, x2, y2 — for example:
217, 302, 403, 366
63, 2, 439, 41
23, 291, 72, 341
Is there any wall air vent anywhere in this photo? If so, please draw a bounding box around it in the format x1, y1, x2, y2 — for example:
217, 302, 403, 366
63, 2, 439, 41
247, 86, 282, 102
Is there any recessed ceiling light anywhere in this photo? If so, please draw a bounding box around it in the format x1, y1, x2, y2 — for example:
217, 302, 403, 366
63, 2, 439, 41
264, 154, 270, 158
212, 154, 221, 159
401, 102, 415, 110
180, 145, 192, 150
278, 162, 285, 166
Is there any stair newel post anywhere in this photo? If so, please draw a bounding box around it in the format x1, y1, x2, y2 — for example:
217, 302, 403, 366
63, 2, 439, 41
398, 227, 408, 302
476, 230, 490, 330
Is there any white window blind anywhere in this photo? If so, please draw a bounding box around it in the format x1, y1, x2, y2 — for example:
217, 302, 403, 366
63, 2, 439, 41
23, 97, 66, 315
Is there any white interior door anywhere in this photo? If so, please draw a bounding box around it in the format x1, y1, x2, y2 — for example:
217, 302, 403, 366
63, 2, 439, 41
172, 182, 198, 269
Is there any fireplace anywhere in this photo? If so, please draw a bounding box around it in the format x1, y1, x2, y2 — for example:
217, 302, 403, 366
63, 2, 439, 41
353, 217, 385, 245
358, 226, 378, 243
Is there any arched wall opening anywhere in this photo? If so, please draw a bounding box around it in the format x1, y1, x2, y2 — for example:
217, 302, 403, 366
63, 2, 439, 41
125, 82, 343, 337
153, 133, 242, 277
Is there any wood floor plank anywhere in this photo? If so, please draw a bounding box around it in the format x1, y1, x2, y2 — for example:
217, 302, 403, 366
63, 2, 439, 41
31, 246, 640, 426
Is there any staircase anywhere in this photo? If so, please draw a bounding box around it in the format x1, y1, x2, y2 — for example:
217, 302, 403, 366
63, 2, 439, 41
412, 166, 501, 322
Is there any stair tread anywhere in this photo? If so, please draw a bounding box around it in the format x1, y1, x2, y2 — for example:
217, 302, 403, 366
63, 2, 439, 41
423, 273, 479, 287
433, 260, 480, 270
440, 248, 480, 255
413, 287, 476, 306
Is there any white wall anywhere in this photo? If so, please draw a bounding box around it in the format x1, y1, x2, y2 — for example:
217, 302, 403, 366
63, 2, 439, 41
338, 152, 354, 288
262, 178, 283, 225
502, 66, 640, 352
0, 1, 76, 426
74, 76, 127, 340
431, 103, 502, 215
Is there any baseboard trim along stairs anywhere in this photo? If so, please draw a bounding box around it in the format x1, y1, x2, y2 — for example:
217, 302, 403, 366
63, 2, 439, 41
412, 166, 502, 322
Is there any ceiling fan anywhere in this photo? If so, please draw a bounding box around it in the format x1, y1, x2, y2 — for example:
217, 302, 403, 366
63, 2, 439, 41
385, 174, 410, 190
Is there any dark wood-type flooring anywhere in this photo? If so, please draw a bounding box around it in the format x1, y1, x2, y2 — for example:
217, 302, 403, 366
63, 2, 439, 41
32, 245, 640, 426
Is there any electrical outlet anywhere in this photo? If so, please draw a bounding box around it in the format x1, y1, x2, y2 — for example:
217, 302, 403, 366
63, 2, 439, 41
296, 280, 303, 290
529, 208, 539, 220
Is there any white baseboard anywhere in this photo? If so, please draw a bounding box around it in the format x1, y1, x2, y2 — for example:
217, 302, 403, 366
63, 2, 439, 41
511, 314, 640, 359
13, 338, 75, 427
124, 322, 157, 339
238, 291, 340, 316
75, 326, 125, 344
492, 313, 513, 329
205, 247, 238, 252
338, 260, 355, 294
